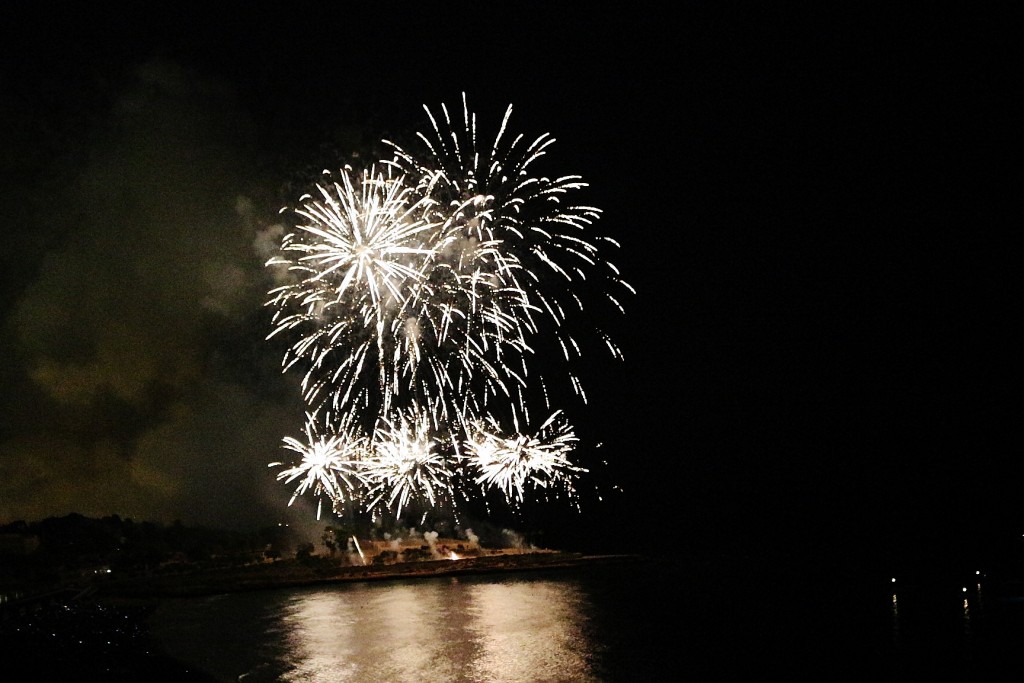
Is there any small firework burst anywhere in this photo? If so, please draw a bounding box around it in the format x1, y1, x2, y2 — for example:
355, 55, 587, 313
361, 410, 453, 519
269, 414, 370, 520
466, 411, 585, 505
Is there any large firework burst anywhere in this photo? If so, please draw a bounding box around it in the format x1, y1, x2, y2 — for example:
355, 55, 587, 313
264, 94, 631, 526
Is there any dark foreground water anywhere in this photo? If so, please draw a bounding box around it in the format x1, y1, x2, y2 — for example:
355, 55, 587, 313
143, 555, 1024, 682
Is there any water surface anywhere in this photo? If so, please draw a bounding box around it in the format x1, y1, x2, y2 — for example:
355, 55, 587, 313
147, 557, 1024, 681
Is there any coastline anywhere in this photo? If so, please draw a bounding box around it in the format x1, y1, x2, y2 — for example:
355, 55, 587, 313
94, 549, 645, 600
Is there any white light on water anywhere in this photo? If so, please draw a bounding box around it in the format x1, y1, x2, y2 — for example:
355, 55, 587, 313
266, 578, 596, 681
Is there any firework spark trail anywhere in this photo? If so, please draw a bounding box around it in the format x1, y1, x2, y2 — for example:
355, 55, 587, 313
264, 95, 630, 523
383, 93, 630, 373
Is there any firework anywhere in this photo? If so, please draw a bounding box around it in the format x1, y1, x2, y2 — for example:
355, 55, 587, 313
269, 414, 371, 520
265, 165, 442, 421
361, 409, 453, 520
384, 93, 632, 372
264, 95, 630, 524
465, 411, 584, 505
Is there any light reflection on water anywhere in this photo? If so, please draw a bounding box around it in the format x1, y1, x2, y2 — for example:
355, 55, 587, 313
150, 572, 605, 683
147, 559, 1024, 680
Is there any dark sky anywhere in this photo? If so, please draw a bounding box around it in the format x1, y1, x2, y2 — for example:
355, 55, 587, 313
1, 4, 1017, 559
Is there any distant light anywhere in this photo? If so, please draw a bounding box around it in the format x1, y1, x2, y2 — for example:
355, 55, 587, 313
891, 577, 896, 583
976, 570, 981, 575
963, 587, 967, 592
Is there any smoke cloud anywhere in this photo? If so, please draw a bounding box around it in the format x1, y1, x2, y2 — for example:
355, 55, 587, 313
0, 60, 315, 531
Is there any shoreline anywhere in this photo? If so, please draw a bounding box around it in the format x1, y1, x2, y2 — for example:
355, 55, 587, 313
93, 550, 645, 600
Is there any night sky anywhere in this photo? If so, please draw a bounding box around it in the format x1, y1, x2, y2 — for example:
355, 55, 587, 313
1, 4, 1017, 563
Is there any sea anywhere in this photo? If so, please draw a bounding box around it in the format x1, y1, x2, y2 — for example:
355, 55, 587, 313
143, 551, 1024, 682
